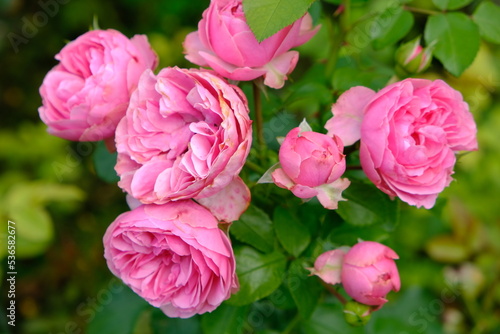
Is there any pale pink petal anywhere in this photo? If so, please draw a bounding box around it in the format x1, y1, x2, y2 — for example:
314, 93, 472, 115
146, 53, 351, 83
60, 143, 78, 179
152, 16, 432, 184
195, 176, 251, 222
325, 86, 376, 146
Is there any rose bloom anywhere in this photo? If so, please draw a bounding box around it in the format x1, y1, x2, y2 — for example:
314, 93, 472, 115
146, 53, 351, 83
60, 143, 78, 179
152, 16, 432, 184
115, 67, 252, 206
39, 29, 158, 141
270, 125, 350, 210
311, 241, 400, 307
103, 200, 239, 318
183, 0, 319, 89
325, 79, 478, 208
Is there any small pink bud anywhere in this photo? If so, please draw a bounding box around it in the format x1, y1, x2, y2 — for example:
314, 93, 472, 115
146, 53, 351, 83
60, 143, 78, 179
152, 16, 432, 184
309, 248, 348, 285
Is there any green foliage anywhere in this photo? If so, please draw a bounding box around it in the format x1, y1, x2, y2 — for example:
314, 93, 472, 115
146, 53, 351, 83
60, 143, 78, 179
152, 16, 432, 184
243, 0, 315, 42
94, 141, 120, 183
424, 13, 480, 77
228, 247, 287, 306
230, 205, 275, 253
432, 0, 474, 10
201, 303, 249, 334
273, 207, 311, 257
371, 8, 414, 50
473, 2, 500, 44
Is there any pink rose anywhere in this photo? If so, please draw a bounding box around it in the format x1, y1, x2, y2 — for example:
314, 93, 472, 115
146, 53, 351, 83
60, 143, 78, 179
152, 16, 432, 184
103, 200, 239, 318
183, 0, 319, 89
115, 67, 252, 219
268, 122, 350, 210
310, 241, 400, 307
39, 29, 158, 141
325, 79, 478, 208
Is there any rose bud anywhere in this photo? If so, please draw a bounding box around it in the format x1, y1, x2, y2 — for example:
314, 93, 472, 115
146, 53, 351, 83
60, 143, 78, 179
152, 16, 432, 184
263, 120, 350, 210
183, 0, 319, 89
341, 241, 400, 306
310, 241, 400, 308
103, 200, 239, 318
39, 29, 158, 141
395, 36, 435, 75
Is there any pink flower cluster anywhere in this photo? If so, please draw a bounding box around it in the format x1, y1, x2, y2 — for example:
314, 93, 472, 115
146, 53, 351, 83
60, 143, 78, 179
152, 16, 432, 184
37, 0, 320, 319
37, 0, 479, 320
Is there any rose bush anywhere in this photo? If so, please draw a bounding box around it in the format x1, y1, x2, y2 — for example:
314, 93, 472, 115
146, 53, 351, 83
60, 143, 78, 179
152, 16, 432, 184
114, 67, 252, 214
103, 200, 239, 318
183, 0, 319, 89
267, 123, 350, 209
38, 29, 158, 141
326, 78, 478, 208
311, 241, 400, 307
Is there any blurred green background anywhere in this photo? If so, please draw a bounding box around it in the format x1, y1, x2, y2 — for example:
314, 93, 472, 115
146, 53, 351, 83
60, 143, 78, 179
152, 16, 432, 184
1, 0, 500, 333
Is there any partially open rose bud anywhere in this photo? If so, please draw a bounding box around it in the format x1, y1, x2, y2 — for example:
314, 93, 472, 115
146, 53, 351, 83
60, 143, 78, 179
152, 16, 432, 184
310, 241, 400, 307
395, 36, 434, 75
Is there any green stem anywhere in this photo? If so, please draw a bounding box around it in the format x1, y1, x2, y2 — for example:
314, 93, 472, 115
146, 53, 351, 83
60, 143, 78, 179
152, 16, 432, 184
403, 5, 440, 16
245, 160, 266, 175
282, 313, 301, 334
340, 0, 351, 32
325, 18, 343, 80
322, 281, 347, 305
252, 81, 265, 156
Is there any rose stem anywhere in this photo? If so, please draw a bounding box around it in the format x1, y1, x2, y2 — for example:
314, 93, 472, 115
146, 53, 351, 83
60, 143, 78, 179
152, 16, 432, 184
252, 81, 266, 160
322, 281, 347, 305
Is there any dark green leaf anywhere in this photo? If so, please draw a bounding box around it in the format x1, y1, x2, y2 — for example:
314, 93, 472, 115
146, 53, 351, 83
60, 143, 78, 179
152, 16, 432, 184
150, 309, 202, 334
432, 0, 473, 10
336, 180, 399, 230
332, 67, 393, 92
473, 2, 500, 44
424, 13, 480, 77
301, 302, 364, 334
273, 207, 311, 257
228, 246, 287, 306
87, 284, 149, 334
231, 205, 275, 253
286, 259, 322, 319
372, 8, 414, 50
243, 0, 315, 42
94, 140, 119, 183
201, 303, 249, 334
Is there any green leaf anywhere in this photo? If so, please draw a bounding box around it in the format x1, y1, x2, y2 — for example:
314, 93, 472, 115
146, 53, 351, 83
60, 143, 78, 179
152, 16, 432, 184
201, 303, 249, 334
301, 302, 364, 334
230, 205, 275, 253
371, 8, 414, 50
243, 0, 315, 42
94, 140, 119, 183
336, 180, 399, 230
432, 0, 473, 10
273, 207, 311, 257
473, 2, 500, 44
228, 246, 287, 306
424, 13, 480, 77
87, 284, 149, 334
332, 66, 393, 92
150, 309, 202, 334
286, 259, 322, 319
